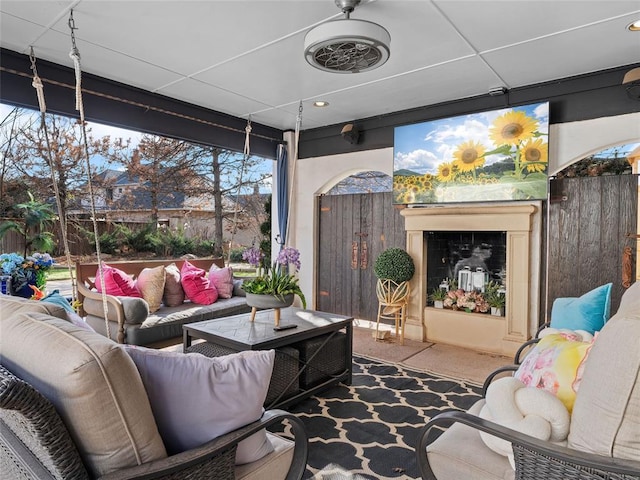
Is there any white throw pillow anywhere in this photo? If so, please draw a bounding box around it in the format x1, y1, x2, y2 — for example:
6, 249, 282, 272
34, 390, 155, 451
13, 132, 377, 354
124, 346, 275, 464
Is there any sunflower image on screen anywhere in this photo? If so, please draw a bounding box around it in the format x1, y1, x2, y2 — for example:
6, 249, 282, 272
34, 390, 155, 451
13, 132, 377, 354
392, 102, 549, 204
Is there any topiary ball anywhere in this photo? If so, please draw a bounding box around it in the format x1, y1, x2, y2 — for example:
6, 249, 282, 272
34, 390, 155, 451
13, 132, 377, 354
374, 247, 415, 283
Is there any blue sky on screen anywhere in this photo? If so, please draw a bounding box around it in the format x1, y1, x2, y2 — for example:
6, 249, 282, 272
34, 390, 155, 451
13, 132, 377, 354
393, 102, 549, 175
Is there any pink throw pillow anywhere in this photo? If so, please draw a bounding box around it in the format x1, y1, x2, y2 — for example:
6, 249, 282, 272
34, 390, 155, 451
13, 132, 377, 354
209, 265, 234, 299
181, 261, 218, 305
95, 264, 141, 298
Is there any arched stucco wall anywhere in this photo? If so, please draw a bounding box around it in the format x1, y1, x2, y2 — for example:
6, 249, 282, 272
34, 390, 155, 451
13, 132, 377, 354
549, 112, 640, 175
290, 112, 640, 310
287, 148, 392, 307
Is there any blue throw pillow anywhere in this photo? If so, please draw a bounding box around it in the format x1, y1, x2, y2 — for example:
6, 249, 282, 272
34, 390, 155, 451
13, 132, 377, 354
550, 283, 612, 334
41, 289, 75, 313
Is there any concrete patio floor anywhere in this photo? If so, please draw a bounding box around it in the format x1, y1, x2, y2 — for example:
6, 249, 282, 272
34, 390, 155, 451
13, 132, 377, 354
352, 319, 510, 385
49, 278, 510, 385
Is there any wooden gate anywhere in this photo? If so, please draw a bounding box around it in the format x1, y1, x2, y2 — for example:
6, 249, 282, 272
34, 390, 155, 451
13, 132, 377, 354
547, 175, 638, 317
316, 192, 405, 321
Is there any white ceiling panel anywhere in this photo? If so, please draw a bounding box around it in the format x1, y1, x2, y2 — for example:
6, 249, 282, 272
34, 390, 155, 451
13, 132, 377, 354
483, 13, 640, 87
1, 0, 638, 131
435, 0, 640, 52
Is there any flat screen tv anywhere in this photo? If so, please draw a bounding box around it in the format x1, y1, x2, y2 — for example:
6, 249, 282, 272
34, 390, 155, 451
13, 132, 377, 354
393, 101, 549, 204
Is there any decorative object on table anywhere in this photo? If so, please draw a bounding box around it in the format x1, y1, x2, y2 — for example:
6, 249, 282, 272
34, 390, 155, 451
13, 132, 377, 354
373, 247, 415, 344
393, 101, 549, 204
0, 252, 54, 298
241, 246, 307, 326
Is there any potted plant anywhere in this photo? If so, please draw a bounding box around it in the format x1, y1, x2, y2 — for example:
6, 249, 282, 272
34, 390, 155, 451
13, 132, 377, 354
485, 281, 506, 316
374, 247, 415, 284
241, 246, 306, 325
373, 247, 415, 307
0, 252, 54, 298
429, 288, 447, 308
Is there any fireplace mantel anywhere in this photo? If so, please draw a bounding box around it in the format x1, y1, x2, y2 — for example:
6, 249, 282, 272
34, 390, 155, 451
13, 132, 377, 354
400, 202, 542, 356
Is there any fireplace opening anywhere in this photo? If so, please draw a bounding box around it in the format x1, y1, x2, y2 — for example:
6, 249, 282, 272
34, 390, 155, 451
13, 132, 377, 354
425, 231, 507, 308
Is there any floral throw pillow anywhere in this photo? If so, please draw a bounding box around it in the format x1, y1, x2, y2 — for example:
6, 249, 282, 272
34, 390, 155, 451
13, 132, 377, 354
514, 333, 594, 413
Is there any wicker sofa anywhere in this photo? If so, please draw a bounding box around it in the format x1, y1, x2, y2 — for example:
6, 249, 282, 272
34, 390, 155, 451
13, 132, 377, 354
76, 258, 251, 346
0, 298, 308, 480
416, 281, 640, 480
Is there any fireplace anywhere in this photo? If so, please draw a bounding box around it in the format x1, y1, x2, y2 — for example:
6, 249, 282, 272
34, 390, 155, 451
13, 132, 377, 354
400, 203, 542, 356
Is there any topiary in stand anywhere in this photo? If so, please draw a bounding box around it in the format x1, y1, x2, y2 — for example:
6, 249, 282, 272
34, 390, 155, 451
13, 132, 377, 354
373, 248, 415, 344
374, 247, 415, 283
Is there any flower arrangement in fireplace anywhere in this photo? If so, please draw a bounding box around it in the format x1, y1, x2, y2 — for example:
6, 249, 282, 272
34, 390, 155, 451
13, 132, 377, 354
443, 288, 490, 313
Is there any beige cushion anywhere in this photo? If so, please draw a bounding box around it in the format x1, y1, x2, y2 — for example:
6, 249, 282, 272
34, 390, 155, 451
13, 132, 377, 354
236, 432, 295, 480
0, 313, 167, 476
567, 311, 640, 460
0, 293, 67, 319
83, 295, 149, 324
163, 263, 185, 307
617, 281, 640, 316
426, 400, 515, 480
136, 266, 166, 313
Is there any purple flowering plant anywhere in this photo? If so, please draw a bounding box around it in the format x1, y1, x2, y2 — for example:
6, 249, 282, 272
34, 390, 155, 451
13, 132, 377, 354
241, 246, 306, 308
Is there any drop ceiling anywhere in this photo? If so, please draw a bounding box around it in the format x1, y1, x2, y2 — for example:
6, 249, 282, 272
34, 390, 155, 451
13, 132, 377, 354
1, 0, 639, 132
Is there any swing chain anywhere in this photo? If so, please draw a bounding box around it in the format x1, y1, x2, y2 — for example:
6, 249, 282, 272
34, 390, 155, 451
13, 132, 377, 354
28, 46, 38, 74
68, 10, 80, 57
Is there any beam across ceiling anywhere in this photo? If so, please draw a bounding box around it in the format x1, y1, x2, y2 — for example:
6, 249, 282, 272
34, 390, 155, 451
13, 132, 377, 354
0, 49, 284, 159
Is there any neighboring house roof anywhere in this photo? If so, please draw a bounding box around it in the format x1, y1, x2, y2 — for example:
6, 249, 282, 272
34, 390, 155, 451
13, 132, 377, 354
110, 187, 187, 210
232, 192, 270, 210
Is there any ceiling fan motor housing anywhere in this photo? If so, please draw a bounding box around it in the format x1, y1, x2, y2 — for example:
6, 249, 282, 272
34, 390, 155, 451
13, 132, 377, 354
304, 0, 390, 73
304, 18, 390, 73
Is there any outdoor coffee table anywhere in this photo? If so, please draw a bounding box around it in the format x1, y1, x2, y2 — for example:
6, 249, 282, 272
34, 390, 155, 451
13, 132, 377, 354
183, 307, 353, 408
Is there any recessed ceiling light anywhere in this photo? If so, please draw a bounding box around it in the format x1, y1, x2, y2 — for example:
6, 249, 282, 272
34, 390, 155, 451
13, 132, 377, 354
628, 20, 640, 31
313, 101, 330, 107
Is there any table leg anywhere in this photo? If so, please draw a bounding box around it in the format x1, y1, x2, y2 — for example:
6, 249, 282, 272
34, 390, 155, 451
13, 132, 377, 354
345, 322, 353, 384
183, 329, 192, 353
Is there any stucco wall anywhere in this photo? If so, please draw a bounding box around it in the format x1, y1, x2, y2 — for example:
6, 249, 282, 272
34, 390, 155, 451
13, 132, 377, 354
284, 112, 640, 311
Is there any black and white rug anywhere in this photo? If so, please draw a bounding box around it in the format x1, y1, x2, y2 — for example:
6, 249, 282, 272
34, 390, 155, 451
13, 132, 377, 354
271, 355, 482, 480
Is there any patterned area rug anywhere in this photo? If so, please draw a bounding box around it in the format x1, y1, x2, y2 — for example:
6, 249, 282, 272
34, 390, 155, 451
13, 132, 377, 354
271, 355, 482, 480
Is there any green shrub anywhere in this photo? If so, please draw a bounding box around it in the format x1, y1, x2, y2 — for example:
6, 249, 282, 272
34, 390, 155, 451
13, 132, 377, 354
373, 247, 415, 283
193, 239, 216, 257
97, 231, 119, 254
229, 248, 245, 263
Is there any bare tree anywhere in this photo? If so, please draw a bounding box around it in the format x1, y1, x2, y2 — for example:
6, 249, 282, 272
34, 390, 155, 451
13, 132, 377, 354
201, 147, 271, 256
2, 109, 110, 253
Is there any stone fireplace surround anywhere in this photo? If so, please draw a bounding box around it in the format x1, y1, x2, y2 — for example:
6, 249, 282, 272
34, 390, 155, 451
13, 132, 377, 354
400, 202, 542, 356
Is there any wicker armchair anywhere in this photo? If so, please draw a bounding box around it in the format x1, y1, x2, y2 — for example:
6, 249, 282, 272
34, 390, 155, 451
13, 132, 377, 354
415, 282, 640, 480
416, 411, 640, 480
0, 364, 308, 480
